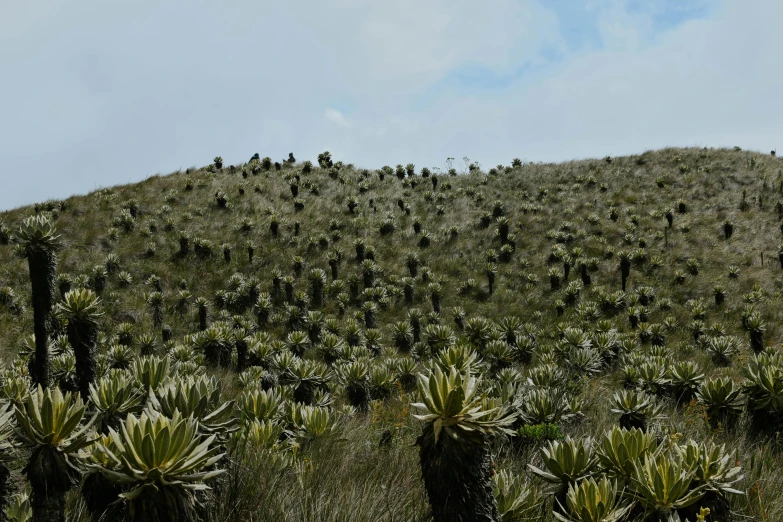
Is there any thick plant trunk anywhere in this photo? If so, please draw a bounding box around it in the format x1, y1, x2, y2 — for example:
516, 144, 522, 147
219, 342, 232, 368
418, 426, 499, 522
0, 462, 9, 522
678, 491, 729, 522
411, 320, 421, 344
312, 281, 323, 308
364, 309, 376, 329
400, 374, 416, 393
128, 488, 197, 522
750, 408, 782, 434
235, 338, 248, 372
346, 382, 370, 411
750, 331, 764, 353
204, 343, 220, 367
404, 284, 414, 304
31, 487, 65, 522
431, 294, 440, 314
203, 340, 232, 368
27, 447, 71, 522
255, 307, 269, 328
293, 383, 315, 406
68, 321, 97, 399
620, 259, 631, 292
395, 336, 411, 353
28, 251, 57, 387
82, 472, 124, 521
580, 264, 591, 287
619, 415, 647, 432
198, 305, 209, 331
349, 281, 360, 303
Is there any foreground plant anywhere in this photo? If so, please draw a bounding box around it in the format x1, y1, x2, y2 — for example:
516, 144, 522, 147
631, 448, 706, 520
412, 366, 515, 522
553, 476, 631, 522
14, 386, 96, 522
528, 436, 598, 510
82, 433, 126, 521
132, 356, 171, 392
93, 410, 225, 522
0, 405, 17, 520
676, 440, 743, 518
284, 403, 337, 445
595, 426, 658, 482
609, 390, 663, 431
147, 376, 237, 437
743, 353, 783, 432
89, 373, 145, 433
695, 377, 743, 428
492, 469, 543, 521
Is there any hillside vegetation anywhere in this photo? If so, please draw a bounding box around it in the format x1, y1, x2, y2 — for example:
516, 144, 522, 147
1, 147, 783, 521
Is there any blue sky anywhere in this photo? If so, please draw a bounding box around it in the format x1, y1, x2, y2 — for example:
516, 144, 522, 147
415, 1, 717, 104
1, 0, 780, 211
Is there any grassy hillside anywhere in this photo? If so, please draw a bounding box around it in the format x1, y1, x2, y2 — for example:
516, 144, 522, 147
1, 146, 783, 521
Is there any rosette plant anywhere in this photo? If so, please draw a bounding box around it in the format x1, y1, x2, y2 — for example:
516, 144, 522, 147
695, 377, 744, 428
553, 476, 631, 522
609, 390, 663, 431
492, 469, 543, 521
89, 372, 146, 433
631, 448, 706, 520
676, 440, 743, 518
0, 404, 17, 519
412, 366, 516, 522
239, 388, 284, 423
743, 353, 783, 432
132, 356, 171, 392
528, 436, 598, 511
57, 289, 104, 398
93, 410, 225, 522
15, 215, 61, 387
147, 376, 237, 438
82, 433, 126, 521
595, 426, 659, 482
14, 385, 96, 522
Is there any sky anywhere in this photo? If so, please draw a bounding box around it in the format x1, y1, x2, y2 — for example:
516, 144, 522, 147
1, 0, 781, 211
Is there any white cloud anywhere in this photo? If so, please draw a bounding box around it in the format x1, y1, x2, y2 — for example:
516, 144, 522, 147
356, 0, 562, 93
325, 108, 351, 127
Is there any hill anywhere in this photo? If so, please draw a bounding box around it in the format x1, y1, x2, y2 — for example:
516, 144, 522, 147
0, 146, 782, 521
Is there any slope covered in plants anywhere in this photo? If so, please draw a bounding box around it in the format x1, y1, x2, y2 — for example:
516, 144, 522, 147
0, 147, 781, 521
